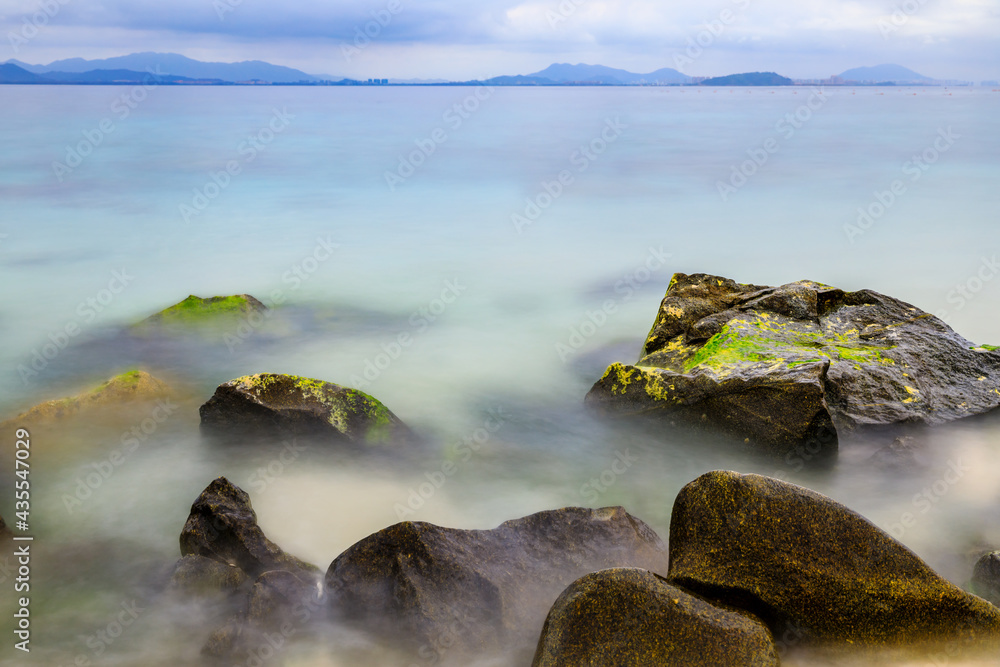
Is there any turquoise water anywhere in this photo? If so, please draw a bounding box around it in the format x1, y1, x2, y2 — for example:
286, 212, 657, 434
1, 85, 999, 665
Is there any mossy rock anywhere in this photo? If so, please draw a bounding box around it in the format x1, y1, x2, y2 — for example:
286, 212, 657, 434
199, 373, 413, 445
132, 294, 266, 334
325, 507, 670, 664
668, 471, 1000, 649
587, 273, 1000, 458
973, 551, 1000, 607
3, 370, 170, 427
179, 477, 319, 581
532, 568, 777, 667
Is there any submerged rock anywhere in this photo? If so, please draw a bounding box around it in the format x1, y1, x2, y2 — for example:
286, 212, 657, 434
668, 471, 1000, 647
973, 551, 1000, 607
169, 554, 249, 598
532, 568, 777, 667
587, 273, 1000, 457
2, 369, 171, 427
179, 477, 318, 580
132, 294, 266, 334
199, 373, 413, 445
325, 507, 669, 663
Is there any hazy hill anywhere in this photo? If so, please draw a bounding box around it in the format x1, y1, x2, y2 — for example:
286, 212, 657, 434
0, 63, 49, 83
839, 64, 931, 82
527, 63, 691, 85
700, 72, 793, 86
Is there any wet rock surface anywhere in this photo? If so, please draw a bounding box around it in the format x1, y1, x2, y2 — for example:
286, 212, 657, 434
532, 567, 778, 667
587, 273, 1000, 457
325, 506, 670, 663
668, 470, 1000, 647
199, 373, 413, 445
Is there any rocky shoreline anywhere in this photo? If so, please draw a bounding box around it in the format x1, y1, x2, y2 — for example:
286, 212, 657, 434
6, 280, 999, 665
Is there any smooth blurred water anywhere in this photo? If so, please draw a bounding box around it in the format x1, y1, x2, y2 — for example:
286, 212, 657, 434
0, 85, 998, 666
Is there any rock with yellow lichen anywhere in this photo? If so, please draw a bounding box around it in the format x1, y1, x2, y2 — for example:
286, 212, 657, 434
586, 273, 1000, 459
199, 373, 414, 445
2, 369, 171, 428
668, 471, 1000, 651
532, 568, 778, 667
325, 507, 670, 665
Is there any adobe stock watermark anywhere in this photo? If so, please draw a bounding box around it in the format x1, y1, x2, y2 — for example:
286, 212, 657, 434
62, 399, 179, 514
246, 440, 308, 494
224, 235, 340, 352
18, 269, 134, 385
384, 85, 495, 191
213, 0, 243, 21
556, 246, 671, 362
341, 0, 403, 62
673, 0, 751, 72
878, 0, 931, 39
7, 0, 71, 54
546, 0, 587, 28
885, 459, 968, 540
843, 126, 960, 244
180, 107, 294, 223
52, 67, 165, 182
76, 599, 146, 661
512, 116, 628, 233
717, 87, 831, 202
349, 278, 467, 389
392, 408, 509, 520
933, 255, 999, 325
579, 450, 638, 504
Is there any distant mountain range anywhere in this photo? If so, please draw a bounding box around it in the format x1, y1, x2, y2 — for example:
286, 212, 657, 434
0, 53, 949, 86
5, 52, 330, 83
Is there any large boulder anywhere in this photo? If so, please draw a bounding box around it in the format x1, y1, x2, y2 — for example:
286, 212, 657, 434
179, 477, 318, 581
199, 373, 413, 445
2, 369, 171, 427
132, 294, 266, 334
532, 568, 777, 667
325, 507, 669, 663
668, 471, 1000, 648
587, 273, 1000, 457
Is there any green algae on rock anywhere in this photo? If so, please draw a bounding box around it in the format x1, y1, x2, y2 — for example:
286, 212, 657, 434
132, 294, 266, 334
668, 471, 1000, 649
587, 273, 1000, 458
199, 373, 412, 445
325, 507, 670, 664
532, 568, 777, 667
3, 369, 171, 426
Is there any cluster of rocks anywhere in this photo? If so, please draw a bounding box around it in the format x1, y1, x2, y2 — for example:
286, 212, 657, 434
168, 472, 1000, 665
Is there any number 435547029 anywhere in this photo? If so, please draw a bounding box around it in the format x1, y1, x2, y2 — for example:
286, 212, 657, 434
15, 428, 30, 529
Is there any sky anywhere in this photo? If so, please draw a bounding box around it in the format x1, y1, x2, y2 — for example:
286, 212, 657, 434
1, 0, 998, 81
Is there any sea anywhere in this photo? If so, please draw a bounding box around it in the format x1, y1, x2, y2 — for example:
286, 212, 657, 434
0, 83, 998, 665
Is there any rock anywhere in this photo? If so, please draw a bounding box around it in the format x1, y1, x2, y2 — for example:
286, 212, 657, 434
668, 470, 1000, 647
587, 273, 1000, 457
203, 570, 324, 659
973, 551, 1000, 606
132, 294, 266, 334
325, 507, 669, 663
169, 554, 249, 598
179, 477, 318, 581
532, 568, 777, 667
199, 373, 413, 445
3, 370, 171, 427
868, 436, 927, 471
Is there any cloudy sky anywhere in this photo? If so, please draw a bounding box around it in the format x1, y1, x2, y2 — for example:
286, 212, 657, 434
2, 0, 998, 80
